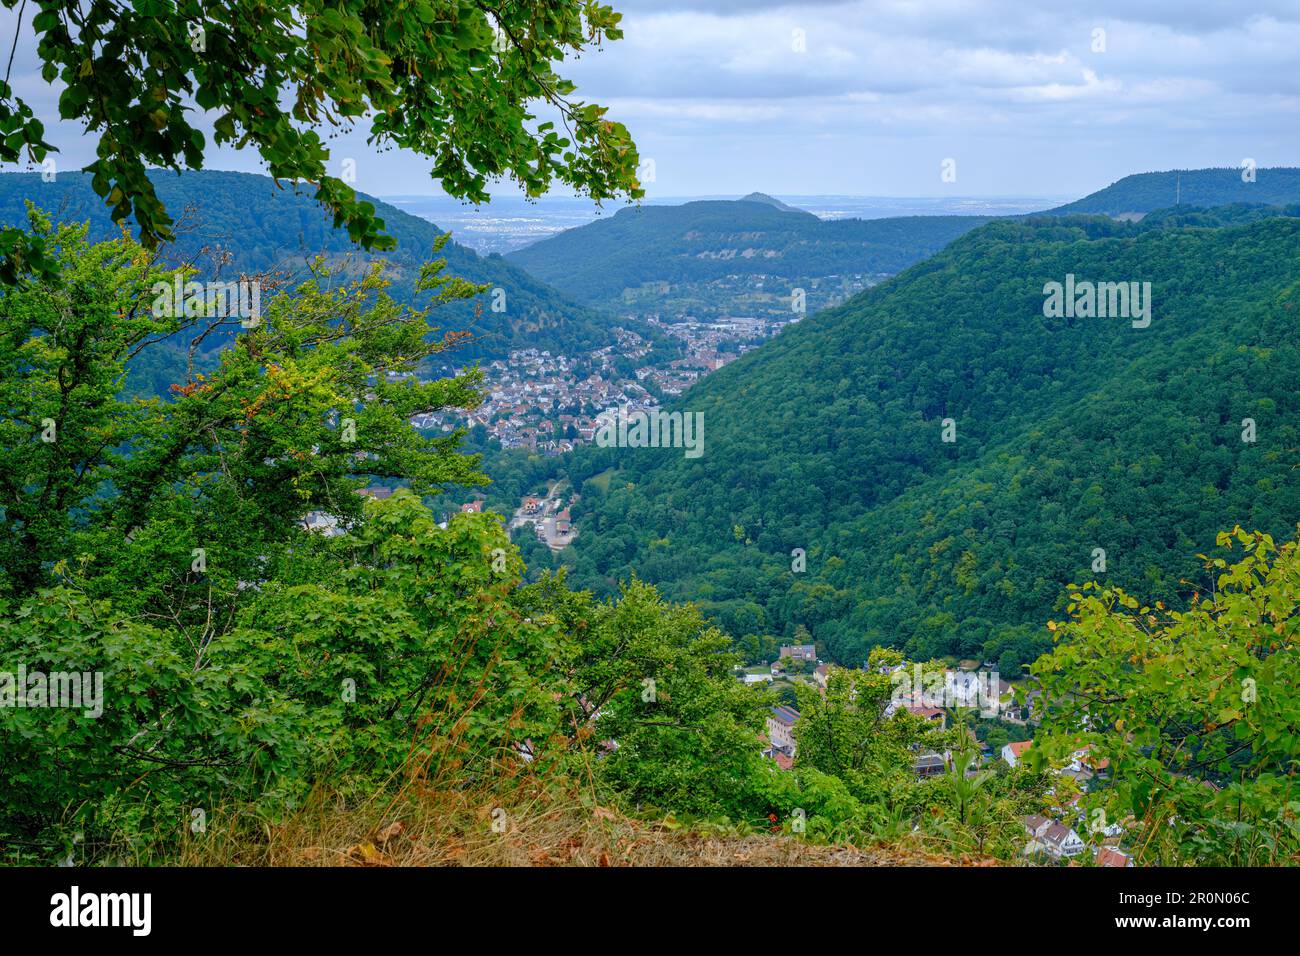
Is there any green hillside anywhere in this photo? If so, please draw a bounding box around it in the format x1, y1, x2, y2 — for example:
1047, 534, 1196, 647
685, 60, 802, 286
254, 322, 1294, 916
549, 207, 1300, 672
1052, 167, 1300, 217
506, 168, 1300, 322
506, 197, 991, 314
0, 169, 631, 362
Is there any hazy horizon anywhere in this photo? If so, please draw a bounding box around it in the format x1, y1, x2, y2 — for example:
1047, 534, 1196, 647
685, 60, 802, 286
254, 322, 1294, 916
382, 190, 1069, 254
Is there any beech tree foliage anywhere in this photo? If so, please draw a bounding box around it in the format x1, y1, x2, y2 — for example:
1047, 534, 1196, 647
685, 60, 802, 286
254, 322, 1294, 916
0, 209, 484, 599
1031, 527, 1300, 864
0, 0, 642, 278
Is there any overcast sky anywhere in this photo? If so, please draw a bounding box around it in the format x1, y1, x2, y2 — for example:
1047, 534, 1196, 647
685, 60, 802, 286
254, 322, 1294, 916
4, 1, 1298, 200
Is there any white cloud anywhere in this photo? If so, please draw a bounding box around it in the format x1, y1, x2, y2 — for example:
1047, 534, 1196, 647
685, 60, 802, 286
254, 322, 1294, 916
2, 1, 1298, 197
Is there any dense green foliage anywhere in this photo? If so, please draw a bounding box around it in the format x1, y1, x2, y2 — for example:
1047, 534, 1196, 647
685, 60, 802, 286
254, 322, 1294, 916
793, 651, 938, 799
0, 0, 640, 277
0, 218, 738, 859
0, 218, 894, 860
533, 576, 778, 817
0, 496, 569, 850
549, 208, 1300, 674
507, 196, 991, 313
0, 215, 553, 854
1030, 527, 1300, 865
0, 170, 640, 362
0, 210, 485, 596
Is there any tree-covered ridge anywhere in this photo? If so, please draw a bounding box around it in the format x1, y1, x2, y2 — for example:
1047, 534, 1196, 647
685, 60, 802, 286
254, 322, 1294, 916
505, 196, 992, 308
1052, 167, 1300, 216
549, 208, 1300, 673
0, 170, 635, 362
506, 167, 1300, 319
739, 192, 807, 213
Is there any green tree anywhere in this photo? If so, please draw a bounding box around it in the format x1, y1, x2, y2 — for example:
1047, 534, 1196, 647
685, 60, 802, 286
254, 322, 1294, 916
0, 0, 641, 275
0, 489, 567, 859
792, 652, 943, 805
0, 220, 572, 859
536, 577, 773, 819
0, 211, 482, 600
1030, 525, 1300, 865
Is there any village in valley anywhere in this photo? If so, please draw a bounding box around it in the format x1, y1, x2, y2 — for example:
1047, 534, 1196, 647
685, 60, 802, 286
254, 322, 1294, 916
504, 484, 579, 551
409, 312, 794, 457
752, 644, 1136, 868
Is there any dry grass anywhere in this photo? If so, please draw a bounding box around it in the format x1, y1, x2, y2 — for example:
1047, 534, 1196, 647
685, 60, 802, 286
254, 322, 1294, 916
174, 767, 997, 867
169, 650, 997, 867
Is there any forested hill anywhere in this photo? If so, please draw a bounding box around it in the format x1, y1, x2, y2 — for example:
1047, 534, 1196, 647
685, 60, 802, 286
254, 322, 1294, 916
0, 169, 628, 361
1051, 167, 1300, 217
506, 168, 1300, 318
551, 207, 1300, 673
505, 196, 991, 309
738, 192, 808, 213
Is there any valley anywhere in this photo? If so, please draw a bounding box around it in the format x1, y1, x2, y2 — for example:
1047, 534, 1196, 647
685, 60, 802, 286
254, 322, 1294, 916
4, 0, 1298, 888
455, 171, 1300, 682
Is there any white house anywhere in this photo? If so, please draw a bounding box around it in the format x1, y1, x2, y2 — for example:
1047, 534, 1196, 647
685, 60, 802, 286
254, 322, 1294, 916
1002, 740, 1033, 767
1021, 815, 1085, 859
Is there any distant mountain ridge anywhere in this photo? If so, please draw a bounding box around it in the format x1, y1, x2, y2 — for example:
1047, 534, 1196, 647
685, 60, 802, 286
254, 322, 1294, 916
506, 196, 992, 314
1051, 167, 1300, 217
502, 166, 1300, 322
0, 169, 631, 362
738, 192, 809, 215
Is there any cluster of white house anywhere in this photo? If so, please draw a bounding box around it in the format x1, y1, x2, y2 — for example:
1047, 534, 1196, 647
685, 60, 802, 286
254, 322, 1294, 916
1003, 740, 1132, 866
752, 652, 1135, 866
